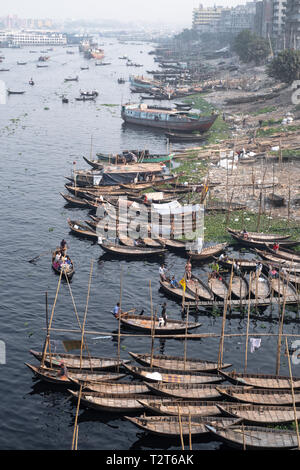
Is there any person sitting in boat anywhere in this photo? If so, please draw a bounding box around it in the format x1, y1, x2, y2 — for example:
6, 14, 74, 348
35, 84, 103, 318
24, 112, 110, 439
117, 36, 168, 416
219, 253, 228, 262
57, 361, 68, 380
170, 276, 180, 289
268, 266, 278, 279
241, 229, 249, 239
113, 303, 121, 318
272, 242, 279, 252
159, 264, 168, 281
233, 261, 241, 276
210, 261, 220, 277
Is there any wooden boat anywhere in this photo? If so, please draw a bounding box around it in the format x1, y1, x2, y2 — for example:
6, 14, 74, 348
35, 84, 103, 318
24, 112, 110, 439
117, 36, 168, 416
280, 271, 300, 286
25, 363, 126, 385
36, 64, 48, 68
216, 385, 300, 405
29, 350, 129, 370
145, 382, 224, 400
159, 280, 197, 302
160, 239, 186, 253
123, 364, 223, 384
266, 246, 300, 263
215, 256, 257, 271
165, 132, 205, 142
68, 390, 171, 412
225, 274, 248, 299
268, 193, 285, 207
17, 61, 27, 65
52, 249, 74, 279
206, 201, 247, 212
125, 416, 241, 437
64, 76, 79, 82
128, 352, 231, 372
227, 228, 291, 242
139, 399, 225, 416
269, 276, 298, 299
67, 219, 98, 239
218, 370, 300, 389
69, 380, 149, 395
99, 242, 167, 257
228, 232, 299, 249
7, 90, 25, 95
248, 273, 271, 299
83, 156, 103, 170
255, 249, 300, 272
60, 192, 89, 207
207, 276, 228, 300
205, 424, 299, 450
187, 243, 227, 261
217, 403, 300, 425
75, 96, 96, 101
116, 312, 201, 335
186, 276, 214, 301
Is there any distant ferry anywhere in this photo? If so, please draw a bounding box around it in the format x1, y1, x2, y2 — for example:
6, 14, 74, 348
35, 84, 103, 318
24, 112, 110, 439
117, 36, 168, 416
121, 103, 218, 132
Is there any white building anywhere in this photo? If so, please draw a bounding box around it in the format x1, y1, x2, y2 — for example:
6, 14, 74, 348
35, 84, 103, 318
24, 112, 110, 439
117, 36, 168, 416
0, 30, 67, 45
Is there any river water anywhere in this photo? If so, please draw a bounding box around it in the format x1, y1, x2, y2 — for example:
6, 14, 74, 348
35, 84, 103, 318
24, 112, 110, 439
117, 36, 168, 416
0, 38, 299, 450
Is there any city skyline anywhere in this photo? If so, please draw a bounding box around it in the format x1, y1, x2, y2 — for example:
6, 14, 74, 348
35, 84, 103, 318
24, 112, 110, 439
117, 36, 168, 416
1, 0, 256, 26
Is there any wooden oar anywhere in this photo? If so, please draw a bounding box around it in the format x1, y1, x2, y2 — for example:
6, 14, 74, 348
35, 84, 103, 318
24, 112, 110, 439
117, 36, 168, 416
28, 249, 52, 263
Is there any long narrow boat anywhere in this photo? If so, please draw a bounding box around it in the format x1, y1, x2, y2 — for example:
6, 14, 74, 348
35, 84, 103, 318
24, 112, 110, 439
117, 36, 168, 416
145, 382, 224, 400
99, 242, 167, 258
218, 370, 300, 389
139, 399, 224, 416
123, 364, 224, 384
159, 280, 197, 302
207, 276, 228, 300
215, 256, 257, 271
217, 403, 300, 425
228, 232, 299, 249
216, 385, 300, 405
119, 174, 180, 190
29, 350, 130, 370
160, 239, 187, 254
25, 363, 126, 385
280, 271, 300, 286
205, 424, 299, 450
266, 246, 300, 263
68, 391, 171, 412
60, 192, 89, 208
269, 276, 298, 299
225, 274, 248, 299
125, 416, 241, 438
51, 249, 74, 279
248, 273, 271, 299
187, 243, 227, 261
227, 228, 291, 242
128, 352, 231, 372
255, 249, 300, 272
186, 276, 214, 301
116, 313, 201, 335
68, 380, 149, 395
67, 219, 98, 239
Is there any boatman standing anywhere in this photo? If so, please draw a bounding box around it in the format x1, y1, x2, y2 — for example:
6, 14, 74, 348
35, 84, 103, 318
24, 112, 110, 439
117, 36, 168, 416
113, 302, 121, 318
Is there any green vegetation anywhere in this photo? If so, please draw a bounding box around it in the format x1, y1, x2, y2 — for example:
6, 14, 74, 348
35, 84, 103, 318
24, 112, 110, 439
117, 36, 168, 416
267, 49, 300, 83
173, 155, 207, 183
232, 30, 270, 65
188, 209, 300, 243
251, 106, 278, 116
257, 124, 300, 137
183, 94, 231, 144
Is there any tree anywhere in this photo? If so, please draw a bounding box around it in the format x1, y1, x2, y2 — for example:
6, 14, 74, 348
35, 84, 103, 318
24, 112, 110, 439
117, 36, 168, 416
267, 49, 300, 83
232, 30, 270, 65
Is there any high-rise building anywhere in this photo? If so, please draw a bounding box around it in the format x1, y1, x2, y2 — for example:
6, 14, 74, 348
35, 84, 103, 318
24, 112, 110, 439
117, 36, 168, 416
192, 4, 225, 32
285, 0, 300, 48
272, 0, 287, 49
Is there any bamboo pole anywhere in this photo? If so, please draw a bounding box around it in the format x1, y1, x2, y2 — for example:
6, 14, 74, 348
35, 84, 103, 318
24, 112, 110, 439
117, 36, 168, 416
218, 264, 234, 368
188, 413, 192, 450
117, 265, 123, 373
150, 308, 158, 368
71, 384, 82, 450
244, 272, 252, 373
80, 260, 94, 370
276, 273, 288, 376
41, 270, 63, 368
177, 404, 184, 450
285, 337, 300, 450
184, 304, 190, 371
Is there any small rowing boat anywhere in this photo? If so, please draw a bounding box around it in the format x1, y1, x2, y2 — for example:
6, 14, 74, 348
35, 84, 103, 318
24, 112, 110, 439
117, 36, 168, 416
123, 364, 224, 384
99, 242, 167, 257
145, 382, 224, 400
216, 385, 300, 405
218, 370, 300, 389
29, 350, 129, 370
217, 402, 300, 425
187, 243, 227, 261
115, 312, 201, 335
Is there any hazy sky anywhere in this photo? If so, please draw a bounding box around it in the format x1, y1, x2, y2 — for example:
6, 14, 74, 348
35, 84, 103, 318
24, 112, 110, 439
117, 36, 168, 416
2, 0, 249, 25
